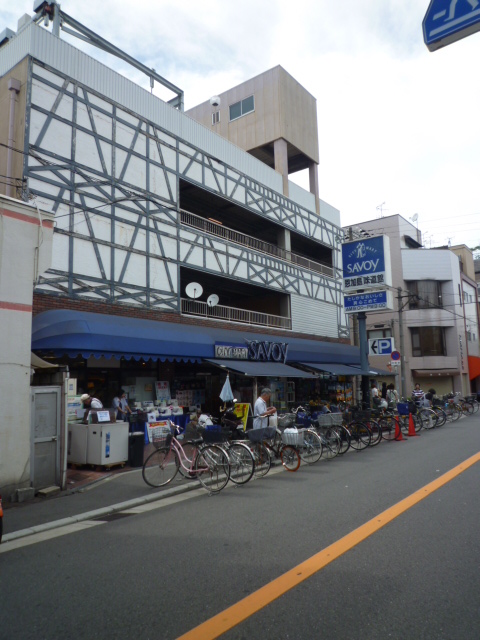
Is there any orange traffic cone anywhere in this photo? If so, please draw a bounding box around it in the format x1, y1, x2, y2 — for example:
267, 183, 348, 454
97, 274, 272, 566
394, 417, 406, 441
407, 413, 420, 437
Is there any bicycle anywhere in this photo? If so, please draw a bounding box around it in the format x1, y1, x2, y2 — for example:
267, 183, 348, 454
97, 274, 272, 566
290, 407, 341, 459
199, 423, 255, 486
277, 413, 322, 465
247, 426, 301, 474
142, 422, 231, 493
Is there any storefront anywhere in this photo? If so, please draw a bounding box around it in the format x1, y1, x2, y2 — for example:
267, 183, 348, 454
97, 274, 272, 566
32, 309, 365, 414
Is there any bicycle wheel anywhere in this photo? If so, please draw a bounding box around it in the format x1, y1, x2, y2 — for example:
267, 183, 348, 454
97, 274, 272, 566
348, 422, 371, 450
227, 442, 255, 485
419, 408, 436, 430
366, 420, 382, 446
251, 442, 272, 478
432, 408, 446, 427
462, 401, 474, 415
194, 444, 230, 493
379, 416, 396, 441
445, 404, 458, 422
320, 427, 341, 459
280, 445, 301, 471
142, 447, 179, 487
335, 424, 351, 455
299, 429, 322, 464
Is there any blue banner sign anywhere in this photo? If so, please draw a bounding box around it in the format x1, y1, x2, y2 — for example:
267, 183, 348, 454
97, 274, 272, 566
344, 290, 388, 314
342, 235, 391, 292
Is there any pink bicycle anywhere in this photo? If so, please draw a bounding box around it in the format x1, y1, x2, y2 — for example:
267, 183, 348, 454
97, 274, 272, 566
142, 422, 230, 494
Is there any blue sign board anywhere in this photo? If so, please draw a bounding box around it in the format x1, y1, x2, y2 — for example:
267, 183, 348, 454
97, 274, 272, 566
344, 290, 388, 314
368, 337, 395, 356
342, 236, 390, 292
423, 0, 480, 51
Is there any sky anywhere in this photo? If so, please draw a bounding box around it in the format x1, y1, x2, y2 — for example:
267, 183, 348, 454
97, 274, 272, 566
2, 0, 480, 253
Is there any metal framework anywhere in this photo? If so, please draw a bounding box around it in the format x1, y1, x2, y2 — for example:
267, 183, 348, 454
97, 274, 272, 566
23, 58, 348, 338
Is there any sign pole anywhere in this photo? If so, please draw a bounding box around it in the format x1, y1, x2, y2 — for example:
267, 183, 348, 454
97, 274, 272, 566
397, 287, 406, 399
358, 312, 370, 409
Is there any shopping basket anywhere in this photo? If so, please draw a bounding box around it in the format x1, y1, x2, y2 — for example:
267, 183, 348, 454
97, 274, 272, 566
148, 421, 174, 447
281, 428, 305, 446
197, 424, 229, 443
277, 413, 296, 428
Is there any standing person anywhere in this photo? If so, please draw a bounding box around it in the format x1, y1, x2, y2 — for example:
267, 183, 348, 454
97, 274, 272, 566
371, 381, 380, 406
112, 391, 132, 421
80, 393, 103, 424
412, 383, 425, 404
386, 383, 398, 408
253, 388, 276, 430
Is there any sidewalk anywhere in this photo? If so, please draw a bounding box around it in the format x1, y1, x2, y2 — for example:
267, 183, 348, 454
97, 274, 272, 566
2, 456, 197, 543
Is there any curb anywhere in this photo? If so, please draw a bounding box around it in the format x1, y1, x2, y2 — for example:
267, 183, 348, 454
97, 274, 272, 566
2, 479, 200, 544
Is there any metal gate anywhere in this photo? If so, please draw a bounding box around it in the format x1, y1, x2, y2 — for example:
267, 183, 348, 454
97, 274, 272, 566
31, 386, 61, 489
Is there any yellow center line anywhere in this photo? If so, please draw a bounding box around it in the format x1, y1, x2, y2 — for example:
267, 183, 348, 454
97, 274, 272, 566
177, 451, 480, 640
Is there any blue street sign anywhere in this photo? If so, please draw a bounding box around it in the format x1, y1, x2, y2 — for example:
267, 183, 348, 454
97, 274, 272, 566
344, 290, 388, 314
423, 0, 480, 51
368, 338, 395, 356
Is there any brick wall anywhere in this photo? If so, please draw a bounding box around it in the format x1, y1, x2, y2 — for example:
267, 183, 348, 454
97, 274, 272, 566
32, 292, 350, 345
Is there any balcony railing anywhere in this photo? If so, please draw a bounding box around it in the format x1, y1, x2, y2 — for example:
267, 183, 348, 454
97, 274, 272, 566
179, 210, 334, 277
181, 298, 292, 330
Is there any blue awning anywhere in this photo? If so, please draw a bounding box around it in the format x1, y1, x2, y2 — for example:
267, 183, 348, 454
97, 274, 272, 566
204, 359, 317, 378
300, 363, 370, 376
31, 310, 361, 365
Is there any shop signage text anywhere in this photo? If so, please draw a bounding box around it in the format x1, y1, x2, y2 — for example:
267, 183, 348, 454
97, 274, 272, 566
215, 344, 248, 359
247, 340, 288, 363
215, 341, 289, 363
344, 290, 390, 313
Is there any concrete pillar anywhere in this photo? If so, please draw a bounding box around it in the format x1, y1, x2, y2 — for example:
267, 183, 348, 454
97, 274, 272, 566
274, 138, 289, 197
309, 161, 320, 215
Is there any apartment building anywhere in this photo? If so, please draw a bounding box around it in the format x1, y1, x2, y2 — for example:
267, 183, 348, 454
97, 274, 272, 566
343, 215, 477, 398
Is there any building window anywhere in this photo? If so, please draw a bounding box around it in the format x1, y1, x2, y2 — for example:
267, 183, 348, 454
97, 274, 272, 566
407, 280, 442, 309
367, 328, 392, 341
229, 95, 254, 121
410, 327, 446, 357
211, 111, 220, 125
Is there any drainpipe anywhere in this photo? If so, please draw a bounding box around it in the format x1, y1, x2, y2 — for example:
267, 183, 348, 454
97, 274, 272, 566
6, 78, 21, 198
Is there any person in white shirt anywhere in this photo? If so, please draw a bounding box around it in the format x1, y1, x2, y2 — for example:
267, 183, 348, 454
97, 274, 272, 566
253, 388, 276, 430
80, 393, 103, 424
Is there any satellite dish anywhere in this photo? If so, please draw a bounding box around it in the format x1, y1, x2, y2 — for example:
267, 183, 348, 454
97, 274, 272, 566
185, 282, 203, 299
207, 294, 219, 308
411, 213, 418, 222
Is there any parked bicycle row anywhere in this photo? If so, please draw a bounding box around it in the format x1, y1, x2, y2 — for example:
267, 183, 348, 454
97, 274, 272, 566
141, 397, 477, 494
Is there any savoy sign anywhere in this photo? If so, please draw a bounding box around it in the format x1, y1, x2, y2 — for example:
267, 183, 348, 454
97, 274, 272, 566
341, 235, 392, 292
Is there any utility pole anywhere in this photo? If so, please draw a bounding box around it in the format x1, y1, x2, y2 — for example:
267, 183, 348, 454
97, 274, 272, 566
397, 287, 406, 399
357, 312, 370, 408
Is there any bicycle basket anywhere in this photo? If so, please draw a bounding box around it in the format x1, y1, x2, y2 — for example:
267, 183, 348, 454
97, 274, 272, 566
281, 428, 305, 446
247, 427, 276, 443
148, 422, 173, 447
397, 403, 409, 416
277, 413, 296, 428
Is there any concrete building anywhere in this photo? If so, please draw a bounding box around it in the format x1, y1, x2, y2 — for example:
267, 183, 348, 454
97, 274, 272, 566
0, 4, 365, 496
344, 215, 474, 398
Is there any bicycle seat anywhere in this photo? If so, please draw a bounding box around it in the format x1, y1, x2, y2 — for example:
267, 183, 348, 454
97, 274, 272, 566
186, 438, 204, 445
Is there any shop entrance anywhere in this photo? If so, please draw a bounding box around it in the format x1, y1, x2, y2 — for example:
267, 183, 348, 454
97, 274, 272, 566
30, 386, 62, 490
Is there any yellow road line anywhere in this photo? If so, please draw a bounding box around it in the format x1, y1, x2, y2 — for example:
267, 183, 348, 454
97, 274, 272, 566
177, 451, 480, 640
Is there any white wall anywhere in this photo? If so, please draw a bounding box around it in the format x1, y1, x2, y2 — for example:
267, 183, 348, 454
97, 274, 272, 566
0, 196, 54, 497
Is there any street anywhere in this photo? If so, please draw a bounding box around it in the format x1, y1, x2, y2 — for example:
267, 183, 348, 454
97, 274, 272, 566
1, 415, 479, 640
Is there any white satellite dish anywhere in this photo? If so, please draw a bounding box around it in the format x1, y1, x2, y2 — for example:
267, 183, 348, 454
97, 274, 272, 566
410, 213, 418, 222
207, 294, 219, 308
185, 282, 203, 299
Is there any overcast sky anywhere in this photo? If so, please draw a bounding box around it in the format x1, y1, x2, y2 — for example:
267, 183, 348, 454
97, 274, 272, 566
2, 0, 480, 253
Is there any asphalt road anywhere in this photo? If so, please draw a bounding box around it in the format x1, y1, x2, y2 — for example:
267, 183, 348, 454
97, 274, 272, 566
1, 415, 479, 640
